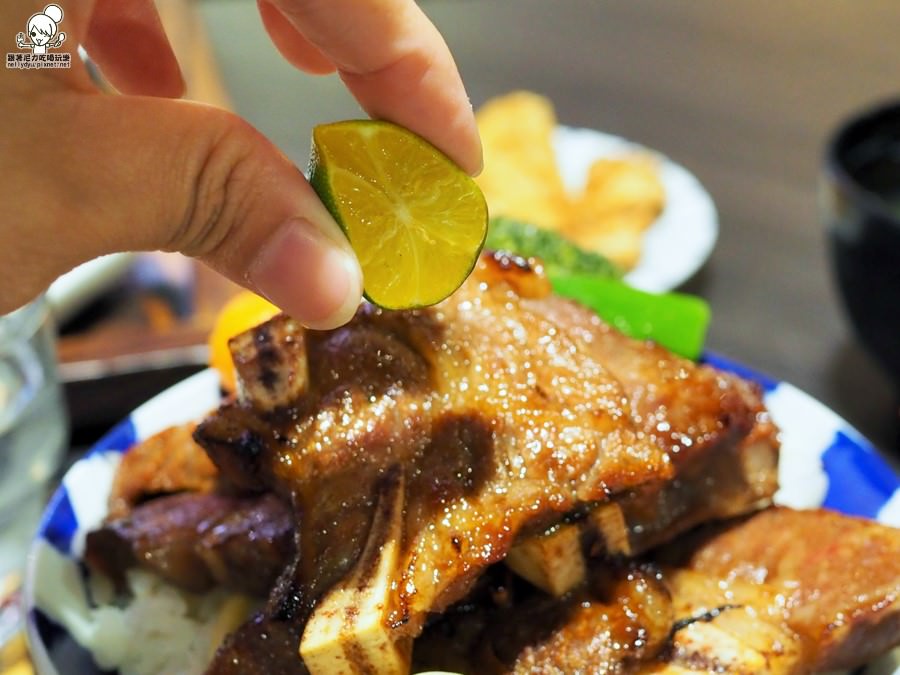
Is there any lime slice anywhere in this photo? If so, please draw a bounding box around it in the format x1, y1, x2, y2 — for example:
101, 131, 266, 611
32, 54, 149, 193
309, 120, 488, 309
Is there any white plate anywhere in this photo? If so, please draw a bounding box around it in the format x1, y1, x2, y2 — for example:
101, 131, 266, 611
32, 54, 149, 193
554, 126, 719, 292
46, 254, 135, 323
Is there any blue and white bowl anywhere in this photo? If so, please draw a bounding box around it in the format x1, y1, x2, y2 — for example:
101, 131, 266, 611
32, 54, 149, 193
23, 358, 900, 674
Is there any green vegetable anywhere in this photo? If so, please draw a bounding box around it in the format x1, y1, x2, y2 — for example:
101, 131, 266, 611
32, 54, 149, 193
486, 217, 622, 279
549, 274, 710, 360
484, 216, 710, 359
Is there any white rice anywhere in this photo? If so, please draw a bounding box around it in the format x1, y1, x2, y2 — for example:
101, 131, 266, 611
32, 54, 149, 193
82, 570, 250, 675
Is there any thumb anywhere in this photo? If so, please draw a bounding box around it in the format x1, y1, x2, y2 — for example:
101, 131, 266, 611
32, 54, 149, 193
1, 92, 362, 329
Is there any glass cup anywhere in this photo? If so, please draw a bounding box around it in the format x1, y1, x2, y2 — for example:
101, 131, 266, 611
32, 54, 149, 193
0, 296, 68, 649
821, 99, 900, 394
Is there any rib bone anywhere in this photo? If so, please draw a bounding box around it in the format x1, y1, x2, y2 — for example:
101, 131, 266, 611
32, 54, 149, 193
230, 316, 307, 411
300, 469, 411, 675
504, 524, 585, 597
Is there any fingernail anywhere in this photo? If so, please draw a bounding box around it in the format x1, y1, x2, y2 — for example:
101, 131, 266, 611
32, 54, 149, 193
249, 219, 362, 329
462, 101, 483, 176
468, 105, 484, 177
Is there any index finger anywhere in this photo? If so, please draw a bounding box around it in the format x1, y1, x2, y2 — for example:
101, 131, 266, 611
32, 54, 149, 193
265, 0, 482, 175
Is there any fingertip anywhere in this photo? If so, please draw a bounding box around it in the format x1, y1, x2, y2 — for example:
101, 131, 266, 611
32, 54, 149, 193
461, 111, 484, 177
248, 219, 363, 330
302, 245, 364, 330
469, 150, 484, 178
435, 103, 483, 176
257, 0, 337, 75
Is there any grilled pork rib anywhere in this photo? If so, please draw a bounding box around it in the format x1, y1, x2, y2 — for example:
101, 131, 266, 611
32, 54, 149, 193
85, 492, 293, 596
189, 253, 779, 673
197, 254, 672, 648
414, 508, 900, 675
413, 562, 676, 674
107, 424, 219, 520
507, 306, 779, 594
543, 297, 780, 556
668, 507, 900, 672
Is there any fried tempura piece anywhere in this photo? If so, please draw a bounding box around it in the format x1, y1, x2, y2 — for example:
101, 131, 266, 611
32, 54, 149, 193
475, 91, 569, 230
475, 91, 667, 270
565, 156, 665, 270
574, 156, 665, 218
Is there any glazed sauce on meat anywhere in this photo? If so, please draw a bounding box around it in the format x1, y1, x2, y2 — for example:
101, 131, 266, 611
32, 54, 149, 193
413, 563, 673, 674
197, 255, 671, 638
193, 252, 777, 672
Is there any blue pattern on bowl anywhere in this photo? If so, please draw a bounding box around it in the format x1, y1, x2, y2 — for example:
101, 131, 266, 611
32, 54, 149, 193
822, 430, 900, 518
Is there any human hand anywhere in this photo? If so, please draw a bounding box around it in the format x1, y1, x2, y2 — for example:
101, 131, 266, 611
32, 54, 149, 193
0, 0, 481, 329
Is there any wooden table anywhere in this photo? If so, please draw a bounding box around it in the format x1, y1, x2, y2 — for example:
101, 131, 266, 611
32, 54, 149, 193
200, 0, 900, 454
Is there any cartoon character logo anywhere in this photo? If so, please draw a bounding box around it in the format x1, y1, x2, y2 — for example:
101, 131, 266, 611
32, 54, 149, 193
16, 4, 66, 55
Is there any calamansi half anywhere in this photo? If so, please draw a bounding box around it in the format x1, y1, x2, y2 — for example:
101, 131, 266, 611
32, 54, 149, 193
309, 120, 488, 310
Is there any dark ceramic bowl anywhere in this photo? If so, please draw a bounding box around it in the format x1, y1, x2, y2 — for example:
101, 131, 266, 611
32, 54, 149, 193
823, 100, 900, 391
